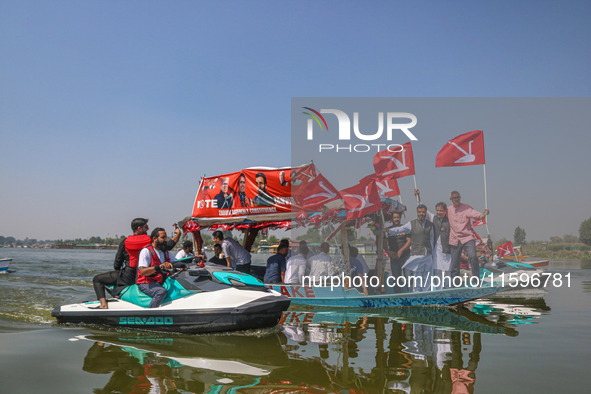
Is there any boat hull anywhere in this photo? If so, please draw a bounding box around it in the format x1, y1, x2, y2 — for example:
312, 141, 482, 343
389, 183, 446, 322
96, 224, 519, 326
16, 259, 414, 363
0, 258, 11, 273
268, 285, 503, 308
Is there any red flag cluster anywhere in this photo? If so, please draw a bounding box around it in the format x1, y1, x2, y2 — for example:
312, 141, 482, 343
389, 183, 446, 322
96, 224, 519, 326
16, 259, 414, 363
190, 130, 487, 226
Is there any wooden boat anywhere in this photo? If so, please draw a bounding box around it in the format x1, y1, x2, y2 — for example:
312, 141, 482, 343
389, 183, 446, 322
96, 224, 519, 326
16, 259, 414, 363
268, 283, 504, 308
0, 257, 12, 273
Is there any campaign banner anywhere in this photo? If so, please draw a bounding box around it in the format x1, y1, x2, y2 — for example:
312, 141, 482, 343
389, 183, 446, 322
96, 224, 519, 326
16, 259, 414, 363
192, 164, 317, 220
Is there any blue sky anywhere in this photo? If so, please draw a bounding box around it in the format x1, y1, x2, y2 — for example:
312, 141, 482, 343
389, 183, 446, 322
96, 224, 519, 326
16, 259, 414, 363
1, 1, 590, 241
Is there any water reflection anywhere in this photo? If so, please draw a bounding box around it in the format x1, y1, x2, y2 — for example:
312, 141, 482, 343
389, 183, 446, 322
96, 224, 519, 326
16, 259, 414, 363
466, 296, 550, 326
78, 332, 288, 392
76, 300, 548, 393
278, 307, 509, 392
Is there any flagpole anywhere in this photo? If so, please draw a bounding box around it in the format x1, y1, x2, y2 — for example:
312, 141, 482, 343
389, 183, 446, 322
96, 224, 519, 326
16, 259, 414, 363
483, 164, 490, 235
483, 164, 488, 209
413, 175, 419, 205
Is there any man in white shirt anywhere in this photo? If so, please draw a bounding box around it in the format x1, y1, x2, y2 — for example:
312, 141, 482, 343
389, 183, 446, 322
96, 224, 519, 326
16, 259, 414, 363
175, 240, 195, 260
284, 240, 310, 284
307, 242, 333, 284
137, 228, 177, 308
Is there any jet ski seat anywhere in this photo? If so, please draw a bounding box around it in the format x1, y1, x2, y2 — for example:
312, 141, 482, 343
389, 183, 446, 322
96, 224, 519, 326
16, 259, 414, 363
118, 278, 194, 308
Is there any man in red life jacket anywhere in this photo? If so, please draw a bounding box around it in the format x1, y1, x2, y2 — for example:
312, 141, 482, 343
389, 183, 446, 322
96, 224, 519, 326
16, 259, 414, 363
92, 218, 181, 309
137, 228, 177, 308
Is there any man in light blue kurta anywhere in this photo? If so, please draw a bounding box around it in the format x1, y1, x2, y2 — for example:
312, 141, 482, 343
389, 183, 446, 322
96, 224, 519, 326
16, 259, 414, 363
387, 204, 434, 292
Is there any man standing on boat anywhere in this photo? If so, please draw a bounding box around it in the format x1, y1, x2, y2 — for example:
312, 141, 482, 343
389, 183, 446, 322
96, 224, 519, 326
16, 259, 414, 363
212, 230, 252, 273
307, 242, 333, 284
137, 227, 177, 308
92, 218, 181, 309
263, 241, 289, 283
385, 211, 411, 293
415, 189, 452, 289
386, 205, 434, 292
447, 191, 489, 280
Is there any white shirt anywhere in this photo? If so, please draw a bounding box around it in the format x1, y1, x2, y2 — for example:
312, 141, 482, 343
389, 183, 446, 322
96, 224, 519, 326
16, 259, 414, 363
175, 250, 194, 260
308, 252, 333, 279
284, 253, 308, 284
138, 247, 176, 268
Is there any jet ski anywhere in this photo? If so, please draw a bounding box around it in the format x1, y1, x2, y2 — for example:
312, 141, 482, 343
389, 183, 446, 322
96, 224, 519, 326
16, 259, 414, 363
52, 262, 291, 334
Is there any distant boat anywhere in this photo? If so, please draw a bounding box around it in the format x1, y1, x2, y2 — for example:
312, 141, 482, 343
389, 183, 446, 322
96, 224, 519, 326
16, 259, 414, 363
503, 258, 549, 270
0, 258, 12, 273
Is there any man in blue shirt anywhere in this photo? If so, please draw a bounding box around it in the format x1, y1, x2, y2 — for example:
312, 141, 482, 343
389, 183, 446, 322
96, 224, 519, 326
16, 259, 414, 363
264, 241, 289, 283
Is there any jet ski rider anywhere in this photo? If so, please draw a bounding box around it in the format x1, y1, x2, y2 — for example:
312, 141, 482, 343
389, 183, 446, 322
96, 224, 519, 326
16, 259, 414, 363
92, 218, 181, 309
137, 227, 179, 308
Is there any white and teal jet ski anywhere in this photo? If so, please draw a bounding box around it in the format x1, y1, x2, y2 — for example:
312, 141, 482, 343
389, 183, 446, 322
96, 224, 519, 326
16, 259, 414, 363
52, 263, 290, 334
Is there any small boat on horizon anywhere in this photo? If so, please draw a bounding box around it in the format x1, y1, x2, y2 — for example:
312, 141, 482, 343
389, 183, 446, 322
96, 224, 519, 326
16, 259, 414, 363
0, 257, 12, 273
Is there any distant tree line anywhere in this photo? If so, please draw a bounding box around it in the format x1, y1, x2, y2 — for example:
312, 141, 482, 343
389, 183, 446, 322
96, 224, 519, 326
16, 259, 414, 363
0, 235, 125, 247
54, 235, 126, 245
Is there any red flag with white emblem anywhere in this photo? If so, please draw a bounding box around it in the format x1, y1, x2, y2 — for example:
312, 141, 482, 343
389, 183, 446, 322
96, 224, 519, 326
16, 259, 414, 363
373, 142, 415, 178
340, 179, 381, 220
472, 218, 487, 227
496, 241, 514, 258
436, 130, 485, 167
297, 173, 340, 211
361, 173, 400, 200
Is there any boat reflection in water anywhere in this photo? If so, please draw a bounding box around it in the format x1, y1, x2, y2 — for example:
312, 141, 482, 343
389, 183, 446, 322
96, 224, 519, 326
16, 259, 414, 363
466, 296, 551, 326
76, 298, 549, 392
77, 332, 289, 393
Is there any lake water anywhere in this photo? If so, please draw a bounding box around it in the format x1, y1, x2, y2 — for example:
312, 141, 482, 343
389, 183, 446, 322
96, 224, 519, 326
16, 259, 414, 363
0, 248, 589, 393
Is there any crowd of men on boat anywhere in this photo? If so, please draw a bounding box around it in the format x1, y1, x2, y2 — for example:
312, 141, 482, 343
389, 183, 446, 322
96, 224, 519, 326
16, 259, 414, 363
91, 189, 488, 308
251, 189, 489, 292
385, 189, 489, 292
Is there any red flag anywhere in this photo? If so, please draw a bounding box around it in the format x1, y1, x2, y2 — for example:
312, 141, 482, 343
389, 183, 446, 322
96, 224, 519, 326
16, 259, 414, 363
361, 173, 400, 199
182, 221, 201, 233
473, 230, 484, 245
375, 175, 400, 199
340, 179, 381, 220
373, 142, 415, 178
472, 218, 487, 227
496, 241, 514, 258
297, 173, 340, 211
308, 213, 323, 226
436, 130, 485, 167
295, 210, 308, 224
